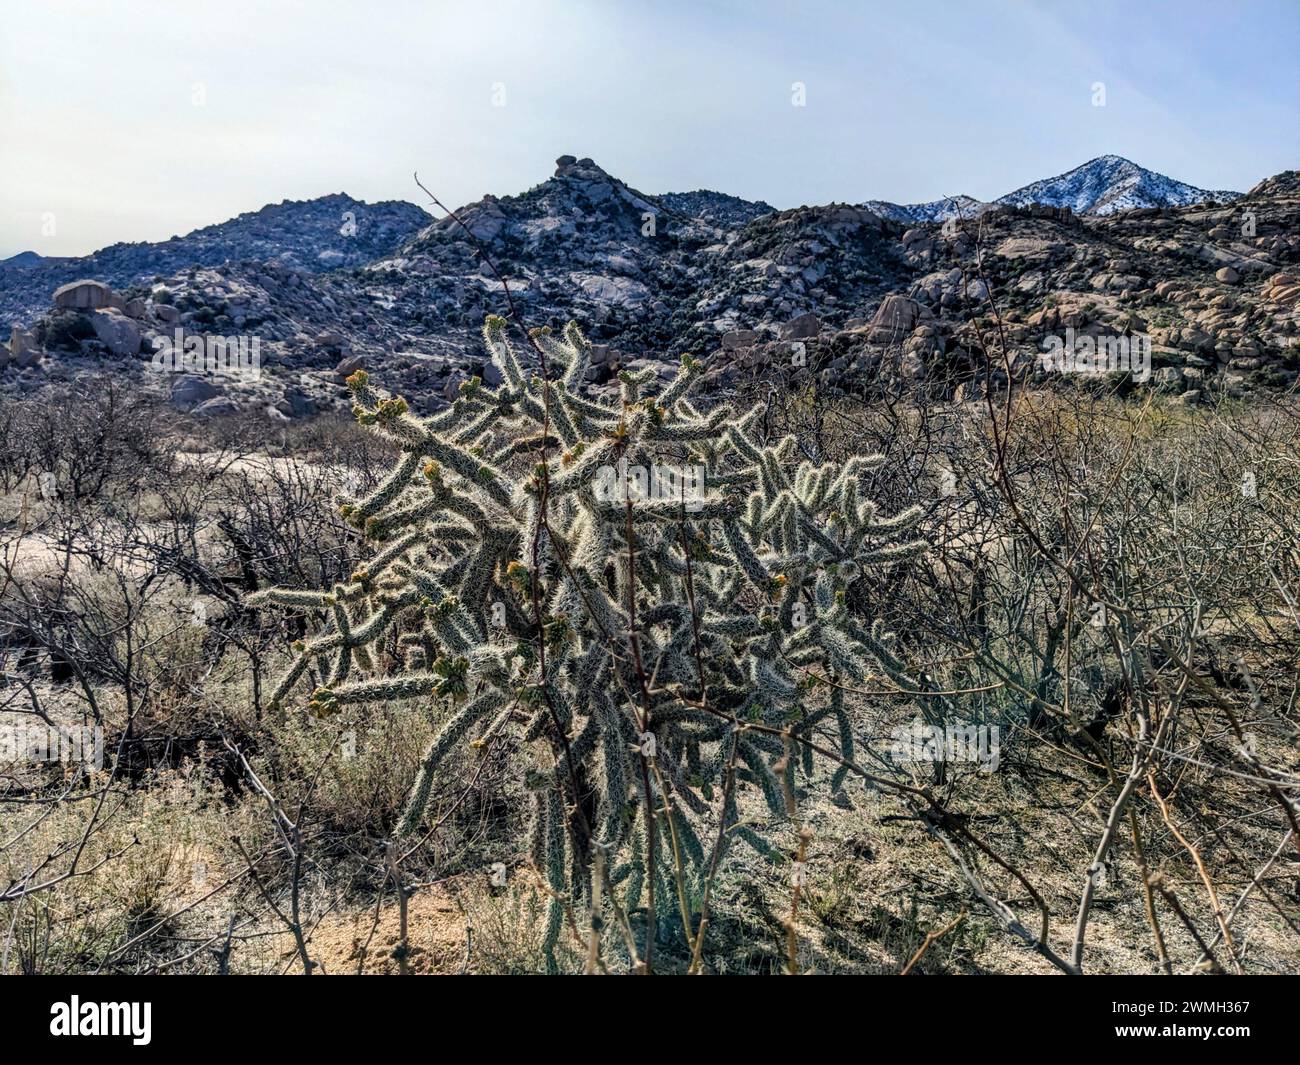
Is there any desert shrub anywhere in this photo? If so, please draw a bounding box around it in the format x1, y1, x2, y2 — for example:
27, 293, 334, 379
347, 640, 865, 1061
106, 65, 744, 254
464, 883, 582, 975
0, 767, 261, 974
0, 377, 163, 499
38, 311, 96, 351
251, 317, 928, 971
264, 691, 521, 850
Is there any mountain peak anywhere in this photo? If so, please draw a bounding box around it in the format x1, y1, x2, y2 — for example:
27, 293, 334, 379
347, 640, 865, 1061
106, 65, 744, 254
0, 250, 47, 268
553, 154, 609, 180
540, 155, 653, 206
996, 156, 1239, 216
857, 155, 1240, 227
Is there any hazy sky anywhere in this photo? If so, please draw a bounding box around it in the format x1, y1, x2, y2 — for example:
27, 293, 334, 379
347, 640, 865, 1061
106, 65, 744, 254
2, 0, 1296, 257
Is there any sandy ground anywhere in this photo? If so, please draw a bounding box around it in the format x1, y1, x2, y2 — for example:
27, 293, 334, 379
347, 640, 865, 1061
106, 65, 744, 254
308, 881, 469, 975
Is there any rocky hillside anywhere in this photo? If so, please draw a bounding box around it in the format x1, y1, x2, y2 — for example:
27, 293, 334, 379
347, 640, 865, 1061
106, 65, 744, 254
658, 189, 775, 230
3, 157, 1294, 419
0, 194, 431, 329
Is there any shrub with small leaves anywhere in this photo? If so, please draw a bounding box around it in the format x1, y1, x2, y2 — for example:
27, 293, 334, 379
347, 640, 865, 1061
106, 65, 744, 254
250, 317, 926, 968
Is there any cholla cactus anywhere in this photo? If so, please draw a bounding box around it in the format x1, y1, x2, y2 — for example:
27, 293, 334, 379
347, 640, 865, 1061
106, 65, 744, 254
251, 316, 925, 964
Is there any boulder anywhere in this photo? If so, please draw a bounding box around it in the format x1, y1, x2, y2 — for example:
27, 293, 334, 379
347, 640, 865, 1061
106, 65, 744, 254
169, 375, 219, 411
899, 351, 926, 380
277, 387, 316, 419
191, 396, 240, 417
9, 326, 42, 368
334, 354, 366, 381
52, 279, 113, 311
91, 309, 142, 356
722, 329, 761, 351
436, 198, 508, 243
1215, 266, 1240, 285
995, 237, 1063, 261
154, 303, 181, 325
780, 312, 821, 341
868, 295, 920, 343
1026, 305, 1061, 330
572, 273, 650, 306
1264, 273, 1300, 305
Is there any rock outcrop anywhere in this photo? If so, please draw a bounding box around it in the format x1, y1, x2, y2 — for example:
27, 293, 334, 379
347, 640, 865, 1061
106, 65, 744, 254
5, 159, 1297, 411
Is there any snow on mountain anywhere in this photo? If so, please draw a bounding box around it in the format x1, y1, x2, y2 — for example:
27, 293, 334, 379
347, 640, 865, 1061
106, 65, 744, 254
862, 194, 988, 224
995, 155, 1239, 216
864, 158, 1239, 223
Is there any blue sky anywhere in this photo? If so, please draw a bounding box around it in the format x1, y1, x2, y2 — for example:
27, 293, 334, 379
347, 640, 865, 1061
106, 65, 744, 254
2, 0, 1295, 257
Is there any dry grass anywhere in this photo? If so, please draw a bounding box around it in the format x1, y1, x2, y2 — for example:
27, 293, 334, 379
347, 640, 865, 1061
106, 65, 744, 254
1, 381, 1297, 974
